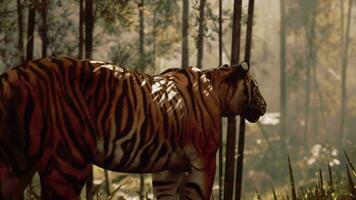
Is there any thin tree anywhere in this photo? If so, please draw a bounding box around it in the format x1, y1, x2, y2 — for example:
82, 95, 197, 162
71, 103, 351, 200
235, 1, 254, 200
85, 0, 93, 58
139, 0, 145, 61
218, 0, 223, 199
280, 0, 287, 149
312, 64, 328, 141
152, 7, 157, 69
17, 2, 25, 199
303, 2, 316, 146
79, 0, 85, 58
310, 23, 319, 144
26, 0, 36, 61
196, 0, 206, 69
17, 0, 24, 63
182, 0, 189, 68
39, 0, 48, 57
340, 0, 353, 147
138, 1, 145, 198
25, 1, 36, 198
85, 0, 94, 198
223, 0, 242, 199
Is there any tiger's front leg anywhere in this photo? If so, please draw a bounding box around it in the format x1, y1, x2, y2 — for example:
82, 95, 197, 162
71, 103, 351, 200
181, 155, 216, 200
38, 157, 92, 200
152, 170, 184, 200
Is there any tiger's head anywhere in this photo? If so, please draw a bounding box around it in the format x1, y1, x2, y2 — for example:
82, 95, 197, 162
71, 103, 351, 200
207, 61, 266, 122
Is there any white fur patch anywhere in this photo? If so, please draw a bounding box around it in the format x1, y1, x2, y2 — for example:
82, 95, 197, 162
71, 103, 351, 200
90, 60, 105, 64
241, 62, 249, 71
191, 67, 201, 72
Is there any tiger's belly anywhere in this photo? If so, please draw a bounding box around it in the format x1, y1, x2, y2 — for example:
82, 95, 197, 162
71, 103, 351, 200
93, 139, 190, 173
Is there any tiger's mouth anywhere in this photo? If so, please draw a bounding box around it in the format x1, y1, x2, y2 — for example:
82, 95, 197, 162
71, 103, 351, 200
243, 104, 266, 123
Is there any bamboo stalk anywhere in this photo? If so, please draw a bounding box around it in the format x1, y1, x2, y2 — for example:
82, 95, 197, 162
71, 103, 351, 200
235, 0, 254, 199
218, 0, 224, 199
223, 0, 242, 199
340, 0, 353, 147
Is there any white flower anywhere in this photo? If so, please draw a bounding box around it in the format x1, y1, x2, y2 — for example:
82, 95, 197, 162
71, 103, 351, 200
256, 139, 262, 144
307, 158, 316, 165
331, 149, 338, 156
332, 159, 340, 165
311, 144, 322, 157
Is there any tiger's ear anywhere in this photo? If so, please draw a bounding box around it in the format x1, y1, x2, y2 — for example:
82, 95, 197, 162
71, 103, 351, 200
226, 61, 250, 81
240, 61, 250, 72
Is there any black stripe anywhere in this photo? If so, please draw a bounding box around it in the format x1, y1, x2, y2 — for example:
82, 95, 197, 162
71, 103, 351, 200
156, 194, 174, 199
117, 134, 136, 170
185, 182, 205, 199
181, 69, 199, 120
152, 143, 168, 167
22, 84, 34, 151
153, 180, 178, 187
55, 167, 85, 193
62, 109, 92, 163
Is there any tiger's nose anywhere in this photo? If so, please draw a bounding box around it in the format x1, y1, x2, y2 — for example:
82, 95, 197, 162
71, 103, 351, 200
260, 101, 267, 115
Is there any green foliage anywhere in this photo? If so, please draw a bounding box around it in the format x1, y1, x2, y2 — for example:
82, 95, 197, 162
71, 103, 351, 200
108, 42, 136, 67
95, 0, 136, 34
47, 4, 78, 56
101, 0, 181, 71
0, 0, 18, 69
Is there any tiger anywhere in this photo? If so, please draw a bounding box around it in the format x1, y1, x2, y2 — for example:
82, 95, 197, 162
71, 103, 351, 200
0, 57, 266, 200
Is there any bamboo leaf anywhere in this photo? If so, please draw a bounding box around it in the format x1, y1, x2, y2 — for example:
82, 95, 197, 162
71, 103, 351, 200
344, 150, 356, 177
287, 155, 297, 200
346, 164, 356, 198
272, 187, 277, 200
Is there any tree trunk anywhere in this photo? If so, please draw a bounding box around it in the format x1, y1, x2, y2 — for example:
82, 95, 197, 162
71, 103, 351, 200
224, 0, 242, 199
303, 5, 316, 146
312, 66, 328, 141
196, 0, 206, 68
280, 0, 287, 149
17, 0, 24, 63
218, 1, 223, 199
304, 46, 311, 145
79, 0, 85, 58
139, 0, 144, 58
340, 0, 353, 147
84, 0, 94, 199
39, 0, 48, 58
85, 0, 93, 58
152, 9, 157, 69
24, 1, 36, 197
138, 1, 145, 199
26, 1, 36, 61
182, 0, 189, 68
235, 1, 254, 200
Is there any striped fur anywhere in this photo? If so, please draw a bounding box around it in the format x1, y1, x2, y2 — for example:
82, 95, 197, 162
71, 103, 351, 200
0, 57, 266, 200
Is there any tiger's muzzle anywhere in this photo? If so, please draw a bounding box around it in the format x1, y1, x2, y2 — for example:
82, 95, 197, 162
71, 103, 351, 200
244, 97, 267, 123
